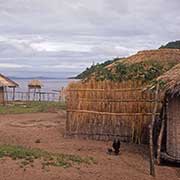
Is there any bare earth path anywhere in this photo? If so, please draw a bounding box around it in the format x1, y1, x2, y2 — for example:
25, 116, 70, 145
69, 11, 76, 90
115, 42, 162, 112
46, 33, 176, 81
0, 112, 179, 180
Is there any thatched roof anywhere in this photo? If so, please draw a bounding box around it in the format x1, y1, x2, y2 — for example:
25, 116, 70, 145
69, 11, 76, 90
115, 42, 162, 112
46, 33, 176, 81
108, 49, 180, 69
90, 49, 179, 83
110, 49, 180, 96
28, 80, 42, 88
84, 49, 180, 96
157, 63, 180, 96
0, 74, 18, 87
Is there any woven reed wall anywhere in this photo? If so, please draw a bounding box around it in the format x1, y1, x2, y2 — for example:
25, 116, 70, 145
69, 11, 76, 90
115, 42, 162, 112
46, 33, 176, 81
167, 96, 180, 159
66, 80, 163, 143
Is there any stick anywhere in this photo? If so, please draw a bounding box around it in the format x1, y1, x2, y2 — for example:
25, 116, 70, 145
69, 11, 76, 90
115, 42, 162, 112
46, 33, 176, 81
149, 83, 159, 177
157, 98, 167, 165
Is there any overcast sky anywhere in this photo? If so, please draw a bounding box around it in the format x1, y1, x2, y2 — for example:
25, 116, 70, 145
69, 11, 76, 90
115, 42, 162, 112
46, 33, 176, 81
0, 0, 179, 77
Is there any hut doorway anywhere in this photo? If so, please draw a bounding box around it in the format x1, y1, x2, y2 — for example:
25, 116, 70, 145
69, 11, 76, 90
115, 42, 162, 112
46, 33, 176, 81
167, 96, 180, 159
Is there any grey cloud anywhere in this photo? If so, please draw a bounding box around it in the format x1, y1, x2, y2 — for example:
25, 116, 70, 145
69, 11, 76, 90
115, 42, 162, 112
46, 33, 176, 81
0, 0, 179, 76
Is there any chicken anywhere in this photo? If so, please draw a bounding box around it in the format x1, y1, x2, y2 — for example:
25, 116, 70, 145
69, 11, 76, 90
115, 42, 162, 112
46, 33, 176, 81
112, 138, 121, 155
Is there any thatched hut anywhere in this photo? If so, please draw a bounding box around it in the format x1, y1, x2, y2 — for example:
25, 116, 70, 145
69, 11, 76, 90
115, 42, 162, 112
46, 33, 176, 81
66, 49, 180, 162
0, 73, 18, 104
28, 80, 42, 89
154, 63, 180, 162
28, 80, 43, 100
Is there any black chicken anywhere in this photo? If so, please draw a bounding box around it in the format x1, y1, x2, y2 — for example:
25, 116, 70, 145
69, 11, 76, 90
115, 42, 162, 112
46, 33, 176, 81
112, 138, 121, 155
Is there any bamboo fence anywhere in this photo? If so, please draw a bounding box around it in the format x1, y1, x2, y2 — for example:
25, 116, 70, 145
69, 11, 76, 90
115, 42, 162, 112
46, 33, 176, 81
66, 80, 163, 143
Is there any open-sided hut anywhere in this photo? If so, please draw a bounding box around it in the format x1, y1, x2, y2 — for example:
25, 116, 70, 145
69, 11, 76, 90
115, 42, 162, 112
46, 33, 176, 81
0, 73, 18, 104
28, 80, 42, 89
66, 49, 180, 162
28, 80, 42, 100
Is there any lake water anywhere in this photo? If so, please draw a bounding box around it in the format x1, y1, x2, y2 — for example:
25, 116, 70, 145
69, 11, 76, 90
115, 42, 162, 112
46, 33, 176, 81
7, 78, 79, 101
12, 78, 78, 92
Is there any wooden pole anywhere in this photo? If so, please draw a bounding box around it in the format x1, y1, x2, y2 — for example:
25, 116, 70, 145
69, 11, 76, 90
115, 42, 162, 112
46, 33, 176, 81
39, 92, 41, 101
12, 87, 15, 101
157, 98, 167, 165
2, 87, 5, 106
59, 90, 61, 102
38, 89, 41, 101
33, 88, 36, 101
149, 83, 159, 177
28, 88, 30, 101
5, 86, 8, 104
21, 92, 23, 100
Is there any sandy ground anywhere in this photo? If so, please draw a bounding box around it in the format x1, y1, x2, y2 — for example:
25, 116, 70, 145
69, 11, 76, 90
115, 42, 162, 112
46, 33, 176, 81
0, 111, 179, 180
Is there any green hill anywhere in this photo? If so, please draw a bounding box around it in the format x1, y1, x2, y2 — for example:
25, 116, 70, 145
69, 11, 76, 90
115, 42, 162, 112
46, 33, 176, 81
75, 58, 122, 79
160, 40, 180, 49
75, 40, 180, 80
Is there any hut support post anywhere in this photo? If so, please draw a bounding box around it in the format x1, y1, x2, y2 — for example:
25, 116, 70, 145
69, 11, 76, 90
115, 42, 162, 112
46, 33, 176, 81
157, 98, 167, 165
39, 89, 41, 101
149, 83, 159, 177
12, 87, 15, 101
1, 87, 5, 106
4, 86, 8, 104
28, 88, 30, 101
33, 88, 36, 101
59, 90, 61, 102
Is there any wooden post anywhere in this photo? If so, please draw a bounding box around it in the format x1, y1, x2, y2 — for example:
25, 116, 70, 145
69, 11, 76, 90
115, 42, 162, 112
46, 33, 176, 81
33, 88, 36, 101
39, 90, 41, 101
4, 86, 8, 104
43, 93, 45, 101
157, 98, 167, 165
59, 90, 61, 102
12, 87, 15, 101
21, 92, 23, 100
1, 87, 5, 106
28, 88, 30, 101
149, 83, 159, 177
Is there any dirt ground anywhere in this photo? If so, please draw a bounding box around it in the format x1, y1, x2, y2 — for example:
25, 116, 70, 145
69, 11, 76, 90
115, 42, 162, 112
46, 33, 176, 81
0, 111, 179, 180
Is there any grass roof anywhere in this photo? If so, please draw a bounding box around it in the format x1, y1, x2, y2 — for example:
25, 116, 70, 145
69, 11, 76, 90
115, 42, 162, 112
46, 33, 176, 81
156, 63, 180, 96
28, 80, 43, 88
88, 49, 180, 87
0, 73, 18, 87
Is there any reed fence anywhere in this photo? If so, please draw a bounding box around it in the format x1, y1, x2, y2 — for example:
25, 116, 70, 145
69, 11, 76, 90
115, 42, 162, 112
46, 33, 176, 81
66, 80, 163, 143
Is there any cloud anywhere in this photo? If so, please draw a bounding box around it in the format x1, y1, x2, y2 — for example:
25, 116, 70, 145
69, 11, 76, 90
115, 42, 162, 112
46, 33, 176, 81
0, 0, 179, 76
0, 63, 31, 68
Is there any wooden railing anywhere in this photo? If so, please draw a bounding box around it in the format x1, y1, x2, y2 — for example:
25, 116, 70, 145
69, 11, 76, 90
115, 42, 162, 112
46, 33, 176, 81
6, 91, 65, 102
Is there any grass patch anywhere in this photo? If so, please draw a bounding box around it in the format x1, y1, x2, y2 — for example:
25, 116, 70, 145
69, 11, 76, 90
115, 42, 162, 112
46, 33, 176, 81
0, 101, 66, 114
0, 145, 96, 168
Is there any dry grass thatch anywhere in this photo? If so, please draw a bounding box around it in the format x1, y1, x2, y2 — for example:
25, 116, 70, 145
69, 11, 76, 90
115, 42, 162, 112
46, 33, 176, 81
89, 49, 180, 83
66, 49, 180, 143
157, 63, 180, 96
0, 73, 18, 87
108, 49, 180, 68
66, 79, 163, 143
28, 80, 42, 88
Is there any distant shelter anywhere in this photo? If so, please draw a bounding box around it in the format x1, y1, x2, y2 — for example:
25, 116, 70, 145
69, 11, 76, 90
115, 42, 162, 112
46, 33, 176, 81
0, 74, 18, 104
28, 80, 43, 100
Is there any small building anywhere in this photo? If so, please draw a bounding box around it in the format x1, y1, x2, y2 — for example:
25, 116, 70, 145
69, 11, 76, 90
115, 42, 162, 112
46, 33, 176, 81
66, 49, 180, 163
0, 73, 19, 104
156, 63, 180, 162
28, 80, 42, 90
28, 80, 43, 100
